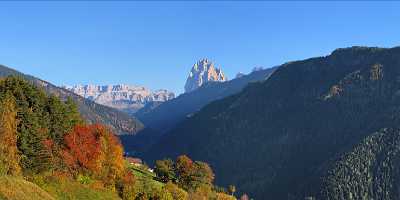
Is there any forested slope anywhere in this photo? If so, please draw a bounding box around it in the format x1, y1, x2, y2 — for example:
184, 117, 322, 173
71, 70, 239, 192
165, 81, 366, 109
124, 67, 276, 154
146, 46, 400, 199
321, 128, 400, 200
135, 66, 276, 133
0, 76, 238, 200
0, 65, 143, 135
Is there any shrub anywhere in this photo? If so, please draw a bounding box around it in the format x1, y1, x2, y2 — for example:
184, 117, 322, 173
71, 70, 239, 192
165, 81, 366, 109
154, 159, 176, 183
216, 192, 236, 200
117, 171, 137, 200
77, 174, 92, 185
164, 181, 188, 200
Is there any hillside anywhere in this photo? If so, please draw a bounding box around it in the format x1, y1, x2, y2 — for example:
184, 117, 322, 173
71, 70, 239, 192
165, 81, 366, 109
0, 176, 120, 200
145, 46, 400, 199
321, 128, 400, 200
0, 65, 143, 135
0, 76, 240, 200
0, 176, 55, 200
124, 67, 276, 153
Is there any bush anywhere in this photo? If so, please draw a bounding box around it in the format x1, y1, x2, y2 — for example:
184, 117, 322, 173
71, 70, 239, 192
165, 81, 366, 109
164, 181, 188, 200
77, 174, 92, 185
117, 171, 137, 200
216, 192, 236, 200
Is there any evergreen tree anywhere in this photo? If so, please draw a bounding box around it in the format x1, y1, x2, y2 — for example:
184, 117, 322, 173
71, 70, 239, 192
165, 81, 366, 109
64, 96, 83, 131
0, 77, 48, 172
46, 95, 68, 144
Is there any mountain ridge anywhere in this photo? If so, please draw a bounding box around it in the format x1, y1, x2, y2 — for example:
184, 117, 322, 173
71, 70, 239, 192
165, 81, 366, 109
125, 66, 276, 154
144, 46, 400, 199
63, 84, 174, 114
135, 66, 277, 133
0, 64, 143, 135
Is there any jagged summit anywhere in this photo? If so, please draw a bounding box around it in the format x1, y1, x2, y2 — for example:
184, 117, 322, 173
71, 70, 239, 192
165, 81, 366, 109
184, 58, 227, 93
63, 84, 174, 114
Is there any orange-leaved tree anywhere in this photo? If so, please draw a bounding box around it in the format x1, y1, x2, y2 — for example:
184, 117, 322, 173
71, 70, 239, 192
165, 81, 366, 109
62, 124, 124, 185
176, 155, 195, 190
0, 93, 21, 175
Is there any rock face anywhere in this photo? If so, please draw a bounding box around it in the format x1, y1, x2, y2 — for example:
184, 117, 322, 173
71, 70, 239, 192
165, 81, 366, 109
63, 84, 175, 114
184, 59, 227, 93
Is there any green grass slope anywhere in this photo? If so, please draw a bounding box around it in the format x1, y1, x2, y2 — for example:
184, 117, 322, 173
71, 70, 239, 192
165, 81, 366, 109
32, 177, 120, 200
0, 175, 121, 200
127, 164, 165, 194
0, 176, 54, 200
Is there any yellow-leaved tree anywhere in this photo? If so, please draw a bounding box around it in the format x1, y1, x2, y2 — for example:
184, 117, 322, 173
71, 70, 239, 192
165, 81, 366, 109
0, 93, 21, 175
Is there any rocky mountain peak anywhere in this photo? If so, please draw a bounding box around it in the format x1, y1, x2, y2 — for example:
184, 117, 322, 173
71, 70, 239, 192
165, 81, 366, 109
63, 84, 175, 114
184, 58, 227, 93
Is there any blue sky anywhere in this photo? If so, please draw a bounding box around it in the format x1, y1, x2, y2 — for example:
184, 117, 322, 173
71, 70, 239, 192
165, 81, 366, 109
0, 1, 399, 94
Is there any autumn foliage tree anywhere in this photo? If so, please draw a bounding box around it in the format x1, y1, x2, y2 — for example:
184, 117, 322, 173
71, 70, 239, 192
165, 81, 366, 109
164, 181, 188, 200
228, 185, 236, 196
62, 124, 124, 185
0, 76, 82, 173
0, 93, 21, 175
62, 124, 102, 173
176, 155, 195, 190
100, 126, 125, 185
117, 171, 137, 200
0, 76, 245, 200
154, 158, 176, 183
172, 155, 215, 191
192, 161, 215, 188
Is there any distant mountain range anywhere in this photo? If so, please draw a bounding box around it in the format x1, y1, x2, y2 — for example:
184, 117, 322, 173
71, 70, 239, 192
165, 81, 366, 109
63, 84, 174, 114
144, 46, 400, 199
0, 65, 143, 135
